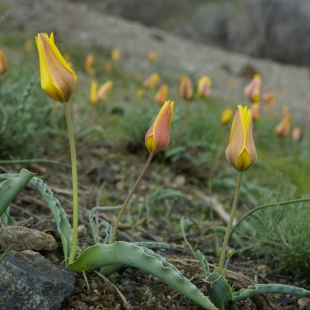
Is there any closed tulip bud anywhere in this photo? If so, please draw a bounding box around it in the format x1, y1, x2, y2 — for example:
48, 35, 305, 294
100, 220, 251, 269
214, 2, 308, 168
225, 105, 257, 171
244, 74, 262, 103
148, 51, 157, 63
274, 114, 291, 138
24, 39, 33, 54
97, 80, 113, 102
89, 80, 98, 105
0, 50, 8, 74
197, 75, 212, 98
84, 53, 95, 76
35, 33, 77, 103
251, 102, 261, 122
292, 127, 302, 142
263, 91, 276, 107
143, 73, 160, 89
220, 108, 233, 125
155, 84, 168, 105
179, 75, 193, 100
145, 100, 174, 154
111, 49, 120, 62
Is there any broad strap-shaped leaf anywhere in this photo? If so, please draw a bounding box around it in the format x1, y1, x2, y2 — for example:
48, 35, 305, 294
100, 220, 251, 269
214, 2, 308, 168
0, 169, 34, 217
68, 241, 218, 310
233, 283, 310, 301
29, 177, 72, 263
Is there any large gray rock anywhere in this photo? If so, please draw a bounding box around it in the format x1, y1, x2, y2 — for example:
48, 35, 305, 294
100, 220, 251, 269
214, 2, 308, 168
0, 250, 76, 310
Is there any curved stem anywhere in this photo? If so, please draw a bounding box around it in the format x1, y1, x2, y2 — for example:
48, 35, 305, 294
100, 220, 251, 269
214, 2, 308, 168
229, 197, 310, 239
218, 171, 243, 275
110, 152, 154, 243
64, 102, 79, 264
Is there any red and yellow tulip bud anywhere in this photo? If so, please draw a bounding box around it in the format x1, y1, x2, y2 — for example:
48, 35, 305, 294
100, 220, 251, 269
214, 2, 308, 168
244, 74, 262, 103
111, 49, 120, 62
89, 80, 98, 105
148, 51, 157, 63
0, 50, 8, 74
251, 102, 261, 122
84, 53, 95, 76
145, 100, 174, 154
274, 114, 291, 138
35, 33, 77, 103
179, 75, 193, 100
143, 73, 160, 89
220, 108, 233, 125
225, 105, 257, 171
155, 84, 168, 106
263, 91, 276, 108
197, 75, 212, 98
292, 127, 302, 142
97, 80, 113, 102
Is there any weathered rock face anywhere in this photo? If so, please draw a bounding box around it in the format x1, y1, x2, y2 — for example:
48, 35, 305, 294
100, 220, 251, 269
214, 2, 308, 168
0, 250, 76, 310
1, 0, 309, 122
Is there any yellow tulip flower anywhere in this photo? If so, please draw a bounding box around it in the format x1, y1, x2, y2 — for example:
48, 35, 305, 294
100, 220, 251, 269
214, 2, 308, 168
244, 74, 262, 103
35, 33, 77, 103
97, 80, 113, 102
89, 80, 98, 105
220, 108, 233, 125
143, 73, 160, 89
179, 75, 193, 100
225, 105, 257, 171
197, 75, 212, 98
145, 100, 174, 153
155, 84, 168, 106
0, 50, 8, 75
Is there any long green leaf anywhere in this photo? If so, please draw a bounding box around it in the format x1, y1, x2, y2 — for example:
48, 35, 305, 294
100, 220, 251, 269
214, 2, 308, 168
233, 283, 310, 301
29, 177, 72, 263
68, 241, 217, 310
0, 169, 34, 216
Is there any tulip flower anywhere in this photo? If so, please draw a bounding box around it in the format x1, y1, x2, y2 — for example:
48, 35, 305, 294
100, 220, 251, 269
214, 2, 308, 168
24, 39, 33, 54
143, 73, 160, 89
263, 91, 276, 108
274, 114, 291, 138
244, 74, 262, 103
225, 105, 257, 171
84, 53, 95, 76
155, 84, 168, 105
89, 80, 98, 105
197, 75, 212, 98
251, 102, 261, 122
111, 49, 120, 62
292, 127, 302, 142
220, 108, 233, 125
0, 50, 8, 75
97, 80, 113, 102
148, 51, 157, 63
179, 75, 193, 100
145, 100, 174, 153
35, 33, 77, 103
136, 88, 144, 98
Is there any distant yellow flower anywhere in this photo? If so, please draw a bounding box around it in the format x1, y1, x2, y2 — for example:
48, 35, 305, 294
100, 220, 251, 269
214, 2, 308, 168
220, 108, 233, 125
179, 75, 193, 100
262, 91, 276, 107
24, 39, 33, 54
197, 75, 212, 98
143, 73, 160, 89
251, 102, 261, 122
244, 74, 262, 103
89, 80, 98, 105
84, 53, 95, 76
274, 114, 291, 138
105, 61, 113, 73
111, 49, 120, 62
148, 51, 157, 63
35, 33, 77, 103
155, 84, 168, 106
136, 88, 144, 98
145, 100, 174, 154
292, 127, 302, 142
225, 105, 257, 171
97, 80, 113, 102
0, 50, 8, 75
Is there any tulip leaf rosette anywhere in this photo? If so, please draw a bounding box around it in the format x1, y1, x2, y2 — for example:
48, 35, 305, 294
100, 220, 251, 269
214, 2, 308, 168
225, 105, 257, 172
36, 33, 77, 103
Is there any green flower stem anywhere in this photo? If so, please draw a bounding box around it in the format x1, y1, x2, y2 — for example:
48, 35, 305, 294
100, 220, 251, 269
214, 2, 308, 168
110, 152, 154, 244
218, 171, 243, 275
229, 197, 310, 239
64, 101, 79, 265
